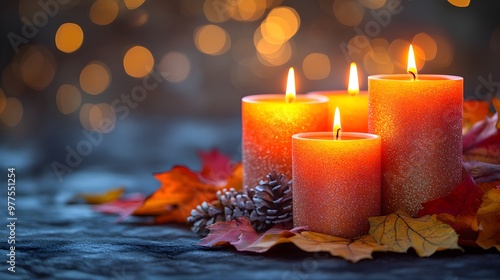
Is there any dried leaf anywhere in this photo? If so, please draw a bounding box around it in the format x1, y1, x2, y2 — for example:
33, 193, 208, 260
493, 98, 500, 129
476, 188, 500, 251
289, 232, 386, 263
199, 218, 299, 252
464, 160, 500, 193
71, 187, 125, 205
198, 149, 233, 186
92, 194, 146, 222
418, 171, 483, 244
463, 100, 490, 133
200, 218, 384, 262
463, 113, 500, 164
133, 166, 221, 223
369, 211, 462, 257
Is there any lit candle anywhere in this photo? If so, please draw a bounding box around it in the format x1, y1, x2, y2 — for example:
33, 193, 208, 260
242, 68, 329, 188
309, 63, 369, 132
369, 45, 463, 216
292, 108, 381, 238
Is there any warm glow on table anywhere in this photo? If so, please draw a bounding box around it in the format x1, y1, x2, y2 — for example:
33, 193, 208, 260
292, 129, 381, 238
368, 45, 463, 216
242, 68, 329, 188
309, 63, 368, 132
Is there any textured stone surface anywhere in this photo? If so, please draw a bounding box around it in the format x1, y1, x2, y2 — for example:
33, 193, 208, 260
0, 119, 498, 280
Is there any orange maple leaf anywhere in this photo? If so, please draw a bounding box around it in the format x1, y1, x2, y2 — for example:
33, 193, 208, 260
132, 162, 242, 224
463, 100, 491, 133
476, 188, 500, 251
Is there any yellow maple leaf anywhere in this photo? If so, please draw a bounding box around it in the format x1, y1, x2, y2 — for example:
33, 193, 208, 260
369, 210, 462, 257
476, 188, 500, 251
289, 232, 386, 263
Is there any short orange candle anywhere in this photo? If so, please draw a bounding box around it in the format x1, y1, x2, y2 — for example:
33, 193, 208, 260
369, 45, 463, 216
242, 68, 329, 188
309, 63, 369, 132
292, 108, 381, 238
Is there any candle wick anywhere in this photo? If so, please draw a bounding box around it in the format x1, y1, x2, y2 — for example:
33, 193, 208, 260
336, 128, 341, 140
408, 70, 416, 81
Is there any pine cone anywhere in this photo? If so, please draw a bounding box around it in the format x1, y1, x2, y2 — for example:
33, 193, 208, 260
188, 188, 255, 236
217, 188, 255, 221
249, 171, 293, 232
187, 201, 224, 236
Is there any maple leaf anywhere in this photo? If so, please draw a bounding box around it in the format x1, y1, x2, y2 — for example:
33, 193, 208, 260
463, 112, 500, 164
417, 171, 484, 245
199, 218, 299, 252
463, 160, 500, 193
369, 210, 462, 257
133, 166, 221, 223
200, 218, 384, 262
493, 97, 500, 129
463, 100, 491, 133
69, 187, 125, 205
476, 188, 500, 251
198, 149, 233, 186
289, 232, 386, 263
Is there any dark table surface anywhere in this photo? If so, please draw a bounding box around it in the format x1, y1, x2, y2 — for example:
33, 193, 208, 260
1, 118, 499, 280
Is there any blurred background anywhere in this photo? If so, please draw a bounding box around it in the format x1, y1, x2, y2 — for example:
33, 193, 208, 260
0, 0, 499, 193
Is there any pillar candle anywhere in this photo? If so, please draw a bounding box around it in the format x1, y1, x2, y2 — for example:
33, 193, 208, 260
368, 45, 463, 216
242, 68, 329, 188
310, 63, 369, 132
292, 122, 381, 238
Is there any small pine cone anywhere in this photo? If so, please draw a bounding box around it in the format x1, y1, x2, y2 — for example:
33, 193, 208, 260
217, 188, 255, 221
187, 201, 224, 236
250, 171, 293, 232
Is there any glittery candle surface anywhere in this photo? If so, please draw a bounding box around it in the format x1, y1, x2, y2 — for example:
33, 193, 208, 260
368, 74, 463, 216
310, 90, 369, 132
292, 132, 381, 238
242, 94, 328, 189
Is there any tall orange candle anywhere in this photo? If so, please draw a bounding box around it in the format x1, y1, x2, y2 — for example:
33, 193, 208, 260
242, 68, 329, 189
369, 45, 463, 216
309, 63, 369, 132
292, 108, 381, 238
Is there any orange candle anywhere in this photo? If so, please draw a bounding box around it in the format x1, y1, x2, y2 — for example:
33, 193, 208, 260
309, 63, 369, 132
369, 45, 463, 216
292, 108, 381, 238
242, 68, 329, 188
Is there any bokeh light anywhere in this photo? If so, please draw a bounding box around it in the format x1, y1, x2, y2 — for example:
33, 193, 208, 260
302, 53, 331, 80
412, 33, 437, 61
158, 52, 190, 83
20, 45, 56, 90
203, 0, 231, 23
123, 46, 155, 78
125, 0, 145, 10
0, 88, 6, 114
257, 40, 292, 66
231, 0, 266, 22
56, 84, 81, 114
0, 97, 23, 127
79, 103, 94, 131
448, 0, 470, 8
2, 64, 25, 96
333, 0, 365, 27
388, 38, 410, 70
194, 24, 231, 55
55, 23, 84, 53
262, 6, 300, 44
359, 0, 387, 9
433, 36, 454, 68
80, 61, 111, 95
90, 0, 119, 26
89, 103, 116, 133
346, 35, 373, 62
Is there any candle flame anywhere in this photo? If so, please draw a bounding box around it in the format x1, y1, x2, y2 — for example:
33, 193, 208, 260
286, 67, 296, 103
407, 44, 418, 81
347, 62, 359, 95
333, 107, 341, 140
